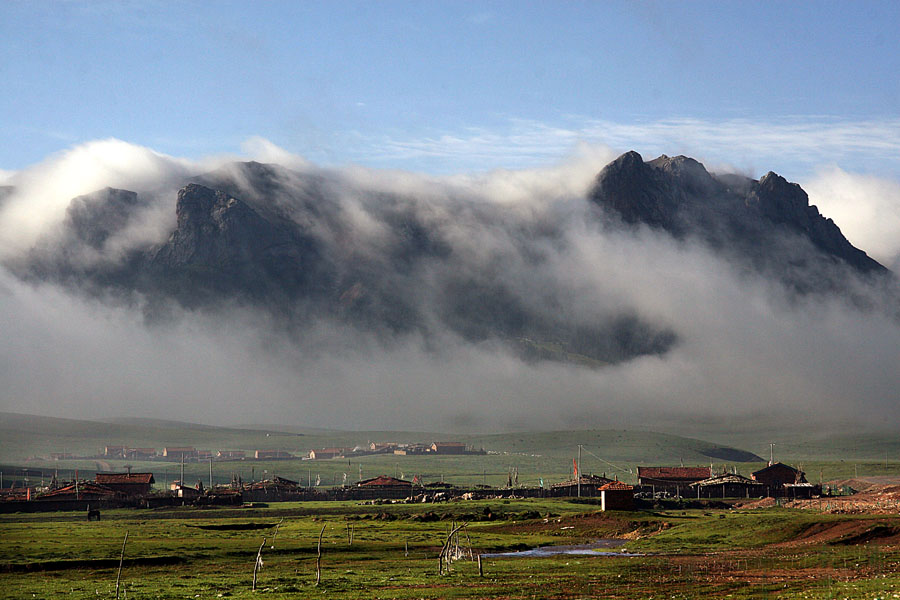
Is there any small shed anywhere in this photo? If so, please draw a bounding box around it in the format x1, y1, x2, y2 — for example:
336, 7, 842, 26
600, 481, 634, 511
355, 475, 413, 499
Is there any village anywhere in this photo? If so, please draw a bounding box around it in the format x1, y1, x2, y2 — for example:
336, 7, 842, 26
0, 434, 833, 514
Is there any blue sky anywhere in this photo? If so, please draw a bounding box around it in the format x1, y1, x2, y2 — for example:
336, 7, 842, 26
2, 1, 899, 179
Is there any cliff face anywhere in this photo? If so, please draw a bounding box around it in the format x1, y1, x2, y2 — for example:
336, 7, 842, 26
589, 152, 887, 289
148, 183, 328, 305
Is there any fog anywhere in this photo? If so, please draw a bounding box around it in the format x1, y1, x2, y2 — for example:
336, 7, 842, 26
0, 139, 897, 433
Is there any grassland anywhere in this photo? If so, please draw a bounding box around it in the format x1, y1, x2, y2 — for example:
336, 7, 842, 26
2, 499, 900, 599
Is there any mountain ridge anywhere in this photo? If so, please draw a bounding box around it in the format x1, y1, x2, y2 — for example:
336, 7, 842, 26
6, 153, 894, 369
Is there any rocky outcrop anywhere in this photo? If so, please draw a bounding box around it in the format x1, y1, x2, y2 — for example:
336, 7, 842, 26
589, 151, 887, 286
148, 183, 328, 305
65, 187, 142, 250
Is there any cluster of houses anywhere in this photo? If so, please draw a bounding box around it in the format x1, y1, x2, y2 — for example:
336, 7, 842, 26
49, 441, 484, 463
0, 459, 818, 515
309, 441, 480, 459
635, 462, 817, 499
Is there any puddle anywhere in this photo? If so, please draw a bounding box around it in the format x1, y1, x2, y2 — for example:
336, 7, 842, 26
483, 539, 643, 558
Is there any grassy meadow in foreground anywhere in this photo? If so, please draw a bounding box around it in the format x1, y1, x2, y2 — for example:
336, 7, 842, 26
2, 499, 900, 599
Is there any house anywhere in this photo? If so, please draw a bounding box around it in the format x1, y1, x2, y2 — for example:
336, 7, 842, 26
0, 487, 36, 501
550, 474, 614, 497
125, 448, 157, 459
37, 481, 119, 501
254, 450, 294, 460
637, 466, 712, 493
751, 462, 807, 496
217, 450, 246, 460
393, 444, 429, 455
163, 447, 197, 461
355, 475, 413, 499
49, 452, 75, 460
599, 481, 634, 511
309, 448, 344, 460
369, 442, 398, 453
104, 445, 127, 458
172, 483, 202, 499
689, 472, 766, 499
94, 473, 155, 497
197, 450, 214, 460
430, 442, 467, 455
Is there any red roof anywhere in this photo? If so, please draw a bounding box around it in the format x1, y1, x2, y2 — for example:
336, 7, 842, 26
95, 473, 155, 485
38, 482, 119, 499
638, 467, 711, 481
357, 476, 411, 487
599, 481, 633, 491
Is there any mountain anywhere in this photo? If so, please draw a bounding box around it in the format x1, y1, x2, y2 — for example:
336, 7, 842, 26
6, 154, 893, 368
589, 152, 887, 293
147, 183, 329, 306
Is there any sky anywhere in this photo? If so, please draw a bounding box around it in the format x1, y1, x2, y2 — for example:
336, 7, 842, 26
0, 2, 898, 432
2, 1, 899, 180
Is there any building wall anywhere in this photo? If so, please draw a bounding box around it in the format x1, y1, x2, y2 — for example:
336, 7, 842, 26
601, 489, 634, 511
753, 465, 797, 487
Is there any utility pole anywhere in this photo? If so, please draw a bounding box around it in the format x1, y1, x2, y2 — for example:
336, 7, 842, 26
209, 458, 213, 490
180, 453, 185, 490
577, 444, 583, 498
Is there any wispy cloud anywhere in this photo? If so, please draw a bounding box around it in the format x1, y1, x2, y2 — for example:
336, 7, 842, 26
349, 116, 900, 177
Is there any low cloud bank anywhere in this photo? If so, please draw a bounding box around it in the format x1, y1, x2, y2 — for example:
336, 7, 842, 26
0, 139, 897, 432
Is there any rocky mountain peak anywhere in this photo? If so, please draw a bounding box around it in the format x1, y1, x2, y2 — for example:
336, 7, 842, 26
65, 187, 141, 249
589, 151, 888, 281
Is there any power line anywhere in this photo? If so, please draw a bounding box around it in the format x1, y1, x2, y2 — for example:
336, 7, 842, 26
580, 446, 633, 475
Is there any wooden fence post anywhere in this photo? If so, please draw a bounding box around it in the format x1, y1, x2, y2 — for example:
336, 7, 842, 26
115, 531, 129, 600
315, 525, 326, 586
252, 537, 266, 591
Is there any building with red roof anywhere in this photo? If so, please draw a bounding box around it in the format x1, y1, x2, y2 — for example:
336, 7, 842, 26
637, 466, 711, 492
94, 473, 155, 497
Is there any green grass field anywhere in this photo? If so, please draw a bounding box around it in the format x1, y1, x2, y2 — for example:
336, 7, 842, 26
2, 500, 899, 599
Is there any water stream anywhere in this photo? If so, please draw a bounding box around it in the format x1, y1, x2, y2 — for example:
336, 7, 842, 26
482, 539, 643, 558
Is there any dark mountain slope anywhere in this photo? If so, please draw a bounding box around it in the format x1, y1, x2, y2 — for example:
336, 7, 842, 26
147, 183, 330, 306
589, 151, 887, 293
9, 153, 893, 368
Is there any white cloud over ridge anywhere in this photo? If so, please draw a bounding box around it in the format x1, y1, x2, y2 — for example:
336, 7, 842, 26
0, 138, 897, 434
